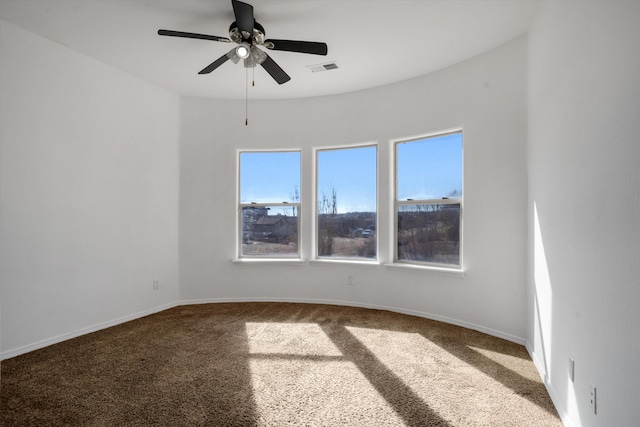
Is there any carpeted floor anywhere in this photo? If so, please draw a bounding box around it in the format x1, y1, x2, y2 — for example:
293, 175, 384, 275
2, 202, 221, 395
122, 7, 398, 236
1, 303, 562, 426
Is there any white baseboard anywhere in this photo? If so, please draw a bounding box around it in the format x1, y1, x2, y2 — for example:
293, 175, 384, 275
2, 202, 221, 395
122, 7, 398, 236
180, 297, 526, 345
2, 298, 525, 360
525, 341, 574, 427
1, 302, 179, 360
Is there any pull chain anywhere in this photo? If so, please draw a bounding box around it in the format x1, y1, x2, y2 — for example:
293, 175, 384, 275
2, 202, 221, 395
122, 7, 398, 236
245, 66, 249, 126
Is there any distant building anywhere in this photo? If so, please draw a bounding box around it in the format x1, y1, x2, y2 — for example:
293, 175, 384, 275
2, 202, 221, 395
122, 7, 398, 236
254, 215, 296, 242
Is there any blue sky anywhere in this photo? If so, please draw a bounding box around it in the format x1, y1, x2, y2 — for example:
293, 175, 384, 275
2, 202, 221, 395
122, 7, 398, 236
240, 132, 462, 214
317, 145, 377, 213
240, 151, 300, 205
397, 132, 462, 201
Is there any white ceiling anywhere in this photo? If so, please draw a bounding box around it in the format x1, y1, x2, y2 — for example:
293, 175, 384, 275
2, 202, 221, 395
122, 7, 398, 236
0, 0, 538, 100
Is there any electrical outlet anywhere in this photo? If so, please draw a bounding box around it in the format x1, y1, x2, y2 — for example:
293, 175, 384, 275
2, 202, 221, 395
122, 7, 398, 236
568, 357, 575, 382
347, 275, 355, 285
590, 385, 597, 414
153, 280, 159, 291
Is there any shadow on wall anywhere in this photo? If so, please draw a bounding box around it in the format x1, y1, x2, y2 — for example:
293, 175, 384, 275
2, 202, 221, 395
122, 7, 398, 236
1, 303, 561, 426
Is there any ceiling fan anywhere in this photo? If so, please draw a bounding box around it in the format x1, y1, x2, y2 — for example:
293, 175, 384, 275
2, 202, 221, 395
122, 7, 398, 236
158, 0, 328, 85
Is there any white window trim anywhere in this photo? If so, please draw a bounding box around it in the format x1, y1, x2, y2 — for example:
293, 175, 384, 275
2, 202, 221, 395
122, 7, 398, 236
237, 149, 302, 260
392, 130, 464, 270
308, 259, 381, 268
384, 262, 465, 278
231, 258, 306, 266
313, 143, 379, 261
233, 133, 466, 275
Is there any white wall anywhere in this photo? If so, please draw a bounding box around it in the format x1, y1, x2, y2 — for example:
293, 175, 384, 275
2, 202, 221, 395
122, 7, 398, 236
527, 2, 640, 426
0, 20, 181, 358
179, 37, 529, 342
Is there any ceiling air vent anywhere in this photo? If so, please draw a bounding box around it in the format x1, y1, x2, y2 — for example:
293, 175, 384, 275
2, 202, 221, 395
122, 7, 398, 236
308, 62, 339, 73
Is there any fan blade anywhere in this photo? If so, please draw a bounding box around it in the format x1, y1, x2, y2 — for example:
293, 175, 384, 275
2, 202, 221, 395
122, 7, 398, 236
198, 52, 232, 74
260, 54, 291, 84
158, 29, 230, 43
265, 39, 328, 56
232, 0, 254, 36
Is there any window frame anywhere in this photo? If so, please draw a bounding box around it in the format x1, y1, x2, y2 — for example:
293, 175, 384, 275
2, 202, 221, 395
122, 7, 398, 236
237, 149, 302, 259
393, 131, 464, 269
314, 143, 379, 262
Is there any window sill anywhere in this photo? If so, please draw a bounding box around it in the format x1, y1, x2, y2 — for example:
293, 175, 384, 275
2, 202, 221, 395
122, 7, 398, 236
309, 259, 381, 269
231, 258, 306, 267
384, 263, 465, 278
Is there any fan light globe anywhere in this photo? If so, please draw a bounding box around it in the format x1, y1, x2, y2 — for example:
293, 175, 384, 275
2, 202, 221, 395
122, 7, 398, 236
236, 43, 250, 59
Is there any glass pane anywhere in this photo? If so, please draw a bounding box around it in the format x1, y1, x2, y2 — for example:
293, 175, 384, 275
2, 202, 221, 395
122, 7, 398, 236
242, 206, 298, 257
240, 151, 301, 204
397, 133, 462, 201
397, 203, 460, 266
317, 146, 377, 259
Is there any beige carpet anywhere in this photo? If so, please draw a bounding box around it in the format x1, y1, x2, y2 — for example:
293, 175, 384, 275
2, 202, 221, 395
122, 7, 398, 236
1, 303, 562, 426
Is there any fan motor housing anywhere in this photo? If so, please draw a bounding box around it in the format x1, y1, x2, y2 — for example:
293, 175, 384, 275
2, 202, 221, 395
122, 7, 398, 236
229, 21, 265, 45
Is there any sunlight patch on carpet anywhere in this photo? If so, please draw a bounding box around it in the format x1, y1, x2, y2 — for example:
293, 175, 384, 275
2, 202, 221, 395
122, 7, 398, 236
249, 359, 403, 426
246, 322, 342, 356
467, 346, 541, 382
345, 326, 563, 426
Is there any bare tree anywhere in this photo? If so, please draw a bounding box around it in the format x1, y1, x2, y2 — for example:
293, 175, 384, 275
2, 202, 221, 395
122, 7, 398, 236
318, 187, 338, 256
289, 185, 299, 217
397, 201, 459, 263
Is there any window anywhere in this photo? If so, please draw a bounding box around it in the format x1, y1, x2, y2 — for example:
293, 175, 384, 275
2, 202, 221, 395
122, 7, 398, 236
239, 151, 301, 258
316, 145, 377, 260
395, 132, 463, 267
